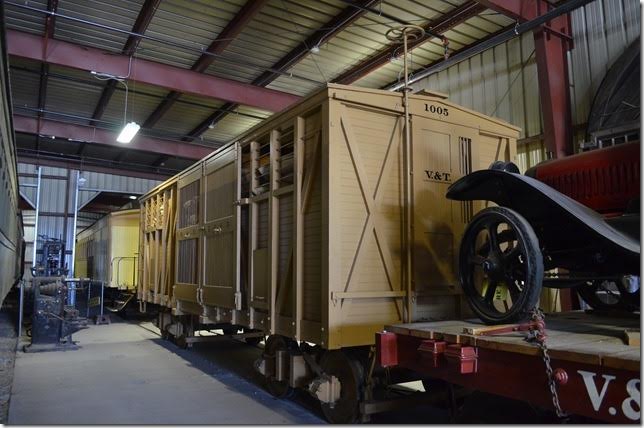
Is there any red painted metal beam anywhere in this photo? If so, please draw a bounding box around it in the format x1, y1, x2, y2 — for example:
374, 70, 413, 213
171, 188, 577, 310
143, 0, 267, 128
14, 115, 214, 160
477, 0, 573, 158
36, 0, 59, 152
122, 0, 161, 56
17, 155, 173, 180
333, 1, 486, 85
192, 0, 267, 73
7, 29, 301, 112
476, 0, 542, 21
380, 24, 513, 90
184, 0, 377, 141
91, 0, 161, 124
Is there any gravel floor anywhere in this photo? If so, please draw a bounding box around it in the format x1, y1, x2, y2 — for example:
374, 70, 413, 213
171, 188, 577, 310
0, 310, 18, 424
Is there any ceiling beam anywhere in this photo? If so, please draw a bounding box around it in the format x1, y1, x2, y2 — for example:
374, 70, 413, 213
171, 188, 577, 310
143, 0, 267, 128
7, 29, 301, 112
91, 0, 162, 124
475, 0, 542, 22
17, 154, 174, 180
36, 0, 59, 152
183, 0, 378, 141
13, 115, 214, 160
385, 0, 587, 92
477, 0, 574, 158
332, 1, 486, 85
151, 154, 170, 167
380, 24, 512, 90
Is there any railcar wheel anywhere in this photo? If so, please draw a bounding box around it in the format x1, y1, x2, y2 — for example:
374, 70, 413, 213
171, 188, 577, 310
489, 160, 520, 173
244, 328, 263, 346
459, 207, 543, 324
263, 335, 297, 399
222, 325, 239, 336
319, 350, 364, 424
576, 277, 640, 312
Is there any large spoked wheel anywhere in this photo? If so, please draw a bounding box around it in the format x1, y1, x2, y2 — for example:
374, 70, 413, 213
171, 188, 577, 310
263, 335, 297, 399
576, 277, 640, 312
459, 207, 544, 324
319, 350, 365, 424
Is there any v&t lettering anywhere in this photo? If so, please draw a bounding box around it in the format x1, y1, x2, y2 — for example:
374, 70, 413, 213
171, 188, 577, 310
424, 170, 452, 183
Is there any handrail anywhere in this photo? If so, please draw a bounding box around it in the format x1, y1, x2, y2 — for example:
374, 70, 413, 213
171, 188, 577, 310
110, 256, 137, 289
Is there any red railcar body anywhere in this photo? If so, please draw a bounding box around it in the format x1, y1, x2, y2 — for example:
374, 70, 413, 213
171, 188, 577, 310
526, 142, 640, 217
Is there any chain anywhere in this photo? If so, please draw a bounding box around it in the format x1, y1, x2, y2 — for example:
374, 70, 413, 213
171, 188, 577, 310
528, 308, 569, 421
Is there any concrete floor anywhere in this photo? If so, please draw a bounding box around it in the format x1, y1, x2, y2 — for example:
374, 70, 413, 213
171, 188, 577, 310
7, 316, 577, 425
8, 318, 323, 424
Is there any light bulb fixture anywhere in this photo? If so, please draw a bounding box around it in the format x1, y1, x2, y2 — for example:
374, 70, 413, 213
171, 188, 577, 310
208, 121, 216, 129
116, 121, 140, 143
78, 176, 87, 186
310, 45, 320, 54
128, 195, 137, 200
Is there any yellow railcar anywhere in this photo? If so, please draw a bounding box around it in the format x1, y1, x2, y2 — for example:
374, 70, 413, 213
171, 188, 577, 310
75, 209, 139, 291
138, 84, 520, 422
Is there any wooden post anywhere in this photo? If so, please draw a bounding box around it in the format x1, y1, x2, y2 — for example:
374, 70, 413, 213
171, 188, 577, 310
293, 117, 304, 341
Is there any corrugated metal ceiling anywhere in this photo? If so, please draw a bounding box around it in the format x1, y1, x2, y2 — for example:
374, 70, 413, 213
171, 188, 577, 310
5, 0, 523, 173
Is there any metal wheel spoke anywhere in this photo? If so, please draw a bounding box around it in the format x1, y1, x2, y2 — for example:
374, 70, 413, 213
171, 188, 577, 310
469, 254, 485, 265
459, 207, 544, 324
503, 245, 520, 263
483, 280, 497, 302
505, 275, 521, 299
485, 224, 500, 253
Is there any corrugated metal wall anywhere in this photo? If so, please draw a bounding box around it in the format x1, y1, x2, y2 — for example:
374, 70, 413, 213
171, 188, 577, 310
17, 162, 160, 277
411, 0, 640, 171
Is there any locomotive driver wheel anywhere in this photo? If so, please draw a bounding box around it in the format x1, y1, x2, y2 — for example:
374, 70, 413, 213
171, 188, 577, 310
459, 207, 544, 324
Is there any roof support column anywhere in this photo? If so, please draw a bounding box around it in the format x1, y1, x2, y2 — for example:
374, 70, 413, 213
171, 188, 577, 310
476, 0, 574, 158
533, 13, 573, 158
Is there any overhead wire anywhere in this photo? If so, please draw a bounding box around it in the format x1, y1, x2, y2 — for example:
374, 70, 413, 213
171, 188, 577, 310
279, 0, 328, 83
5, 1, 323, 86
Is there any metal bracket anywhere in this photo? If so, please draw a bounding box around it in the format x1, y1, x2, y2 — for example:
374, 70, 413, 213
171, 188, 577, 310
234, 291, 242, 309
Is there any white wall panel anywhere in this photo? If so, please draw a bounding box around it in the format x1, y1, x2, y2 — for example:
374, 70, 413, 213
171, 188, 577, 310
412, 0, 639, 154
17, 163, 161, 276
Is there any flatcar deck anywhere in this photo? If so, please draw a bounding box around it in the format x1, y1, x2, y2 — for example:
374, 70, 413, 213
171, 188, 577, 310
386, 311, 640, 371
376, 311, 641, 423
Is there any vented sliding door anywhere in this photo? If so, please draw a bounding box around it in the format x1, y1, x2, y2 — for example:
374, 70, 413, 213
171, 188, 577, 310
175, 166, 202, 305
201, 145, 241, 309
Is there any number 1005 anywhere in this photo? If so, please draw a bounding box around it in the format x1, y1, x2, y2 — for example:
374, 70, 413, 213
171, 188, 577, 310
425, 104, 449, 116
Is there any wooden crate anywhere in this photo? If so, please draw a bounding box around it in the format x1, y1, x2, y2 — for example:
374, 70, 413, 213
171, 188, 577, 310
75, 209, 139, 289
138, 179, 178, 308
145, 84, 519, 349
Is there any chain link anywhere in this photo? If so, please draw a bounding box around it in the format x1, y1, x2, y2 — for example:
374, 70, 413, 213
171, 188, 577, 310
528, 308, 569, 420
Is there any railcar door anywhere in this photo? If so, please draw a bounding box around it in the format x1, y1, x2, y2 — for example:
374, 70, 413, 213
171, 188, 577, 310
201, 144, 241, 310
175, 164, 202, 308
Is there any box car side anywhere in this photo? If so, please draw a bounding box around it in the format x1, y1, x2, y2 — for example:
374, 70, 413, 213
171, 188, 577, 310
139, 179, 178, 307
